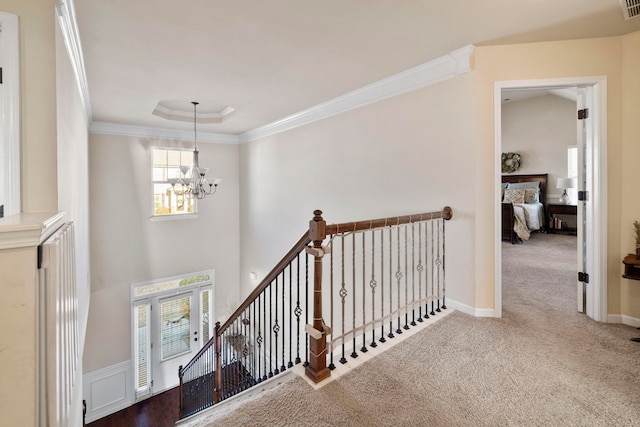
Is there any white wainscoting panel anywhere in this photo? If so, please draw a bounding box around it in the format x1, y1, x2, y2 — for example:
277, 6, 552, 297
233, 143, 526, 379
83, 360, 133, 423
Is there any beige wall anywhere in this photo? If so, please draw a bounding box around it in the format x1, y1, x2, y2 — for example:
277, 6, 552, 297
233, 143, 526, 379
474, 35, 632, 316
85, 134, 241, 372
620, 31, 640, 318
2, 0, 58, 212
239, 74, 478, 310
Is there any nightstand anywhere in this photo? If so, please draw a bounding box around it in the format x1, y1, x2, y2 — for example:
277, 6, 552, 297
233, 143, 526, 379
547, 204, 577, 234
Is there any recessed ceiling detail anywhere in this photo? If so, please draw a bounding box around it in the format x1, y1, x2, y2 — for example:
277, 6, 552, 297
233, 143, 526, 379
152, 100, 235, 124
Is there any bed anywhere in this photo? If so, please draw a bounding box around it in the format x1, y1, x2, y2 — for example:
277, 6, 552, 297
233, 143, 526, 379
501, 174, 547, 243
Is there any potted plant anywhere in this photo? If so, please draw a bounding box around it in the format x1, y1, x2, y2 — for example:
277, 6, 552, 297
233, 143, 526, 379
634, 221, 640, 257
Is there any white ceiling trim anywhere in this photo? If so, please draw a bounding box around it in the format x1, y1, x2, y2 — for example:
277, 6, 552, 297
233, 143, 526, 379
238, 44, 475, 143
87, 44, 473, 145
89, 121, 240, 144
56, 0, 92, 122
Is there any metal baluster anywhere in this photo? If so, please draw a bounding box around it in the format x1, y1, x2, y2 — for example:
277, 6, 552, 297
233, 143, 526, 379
388, 227, 394, 339
411, 223, 417, 326
430, 220, 436, 317
269, 282, 274, 377
257, 293, 263, 382
442, 218, 447, 310
361, 232, 368, 353
396, 226, 403, 335
295, 255, 302, 365
379, 229, 386, 343
351, 233, 358, 359
370, 229, 378, 348
404, 225, 410, 330
339, 235, 347, 364
288, 262, 293, 368
417, 222, 423, 322
424, 221, 430, 319
304, 253, 309, 367
262, 288, 268, 380
329, 235, 335, 370
252, 300, 257, 384
436, 218, 442, 312
280, 269, 286, 372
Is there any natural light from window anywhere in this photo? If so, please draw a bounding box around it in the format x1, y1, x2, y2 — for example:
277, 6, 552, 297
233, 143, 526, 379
152, 148, 195, 216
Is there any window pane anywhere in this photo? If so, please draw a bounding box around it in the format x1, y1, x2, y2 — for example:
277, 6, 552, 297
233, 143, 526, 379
181, 151, 193, 166
134, 273, 212, 297
153, 167, 167, 182
161, 296, 192, 360
167, 150, 182, 167
201, 289, 211, 343
153, 149, 167, 167
135, 304, 150, 390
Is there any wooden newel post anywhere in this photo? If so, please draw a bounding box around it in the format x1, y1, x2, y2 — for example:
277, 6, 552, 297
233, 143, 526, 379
213, 322, 222, 403
178, 365, 184, 418
305, 210, 332, 383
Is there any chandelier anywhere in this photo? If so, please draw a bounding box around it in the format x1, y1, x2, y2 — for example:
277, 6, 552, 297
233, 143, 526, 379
168, 101, 221, 199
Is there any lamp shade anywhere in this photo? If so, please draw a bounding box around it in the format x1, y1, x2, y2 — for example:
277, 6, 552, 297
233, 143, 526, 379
556, 177, 577, 189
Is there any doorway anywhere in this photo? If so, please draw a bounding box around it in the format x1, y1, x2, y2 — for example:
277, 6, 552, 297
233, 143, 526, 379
132, 270, 214, 398
494, 77, 608, 322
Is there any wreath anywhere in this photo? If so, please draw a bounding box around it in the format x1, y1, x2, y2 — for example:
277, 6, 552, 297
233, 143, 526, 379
501, 152, 521, 173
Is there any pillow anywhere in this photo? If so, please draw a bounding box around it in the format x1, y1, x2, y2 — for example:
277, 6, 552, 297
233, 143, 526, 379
524, 188, 539, 204
507, 181, 540, 190
503, 188, 525, 204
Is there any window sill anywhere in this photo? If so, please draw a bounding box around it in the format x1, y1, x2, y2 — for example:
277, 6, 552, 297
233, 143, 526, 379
150, 213, 199, 222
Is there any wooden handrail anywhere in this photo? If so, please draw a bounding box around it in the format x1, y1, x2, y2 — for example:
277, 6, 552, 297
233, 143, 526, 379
325, 206, 452, 236
179, 231, 311, 375
219, 230, 311, 334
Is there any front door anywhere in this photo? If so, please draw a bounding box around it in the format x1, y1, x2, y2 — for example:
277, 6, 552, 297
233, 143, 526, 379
151, 291, 200, 393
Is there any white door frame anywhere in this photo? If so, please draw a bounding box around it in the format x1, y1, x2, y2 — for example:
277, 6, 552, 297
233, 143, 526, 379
493, 76, 608, 322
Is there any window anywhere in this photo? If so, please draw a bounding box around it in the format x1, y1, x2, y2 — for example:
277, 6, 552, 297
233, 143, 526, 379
152, 148, 195, 216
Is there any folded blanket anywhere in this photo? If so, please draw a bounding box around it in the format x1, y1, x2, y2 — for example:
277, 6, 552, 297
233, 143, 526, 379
512, 204, 531, 241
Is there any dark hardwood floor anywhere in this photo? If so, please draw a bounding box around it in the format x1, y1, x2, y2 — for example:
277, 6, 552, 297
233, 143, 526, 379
87, 387, 179, 427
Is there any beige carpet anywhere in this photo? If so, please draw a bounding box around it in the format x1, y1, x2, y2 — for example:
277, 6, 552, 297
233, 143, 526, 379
192, 233, 640, 426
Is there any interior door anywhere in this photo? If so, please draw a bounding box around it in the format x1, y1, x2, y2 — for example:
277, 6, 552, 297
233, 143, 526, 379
576, 88, 590, 315
151, 291, 200, 393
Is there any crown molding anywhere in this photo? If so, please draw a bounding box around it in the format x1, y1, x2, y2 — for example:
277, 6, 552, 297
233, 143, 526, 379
89, 121, 240, 144
239, 44, 475, 143
56, 0, 92, 122
86, 45, 474, 145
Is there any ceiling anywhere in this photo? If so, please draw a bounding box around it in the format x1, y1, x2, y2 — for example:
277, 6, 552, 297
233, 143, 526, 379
74, 0, 640, 137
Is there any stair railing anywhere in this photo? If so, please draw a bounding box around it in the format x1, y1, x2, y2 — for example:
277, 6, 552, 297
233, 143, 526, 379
304, 207, 452, 380
179, 206, 452, 418
179, 231, 311, 418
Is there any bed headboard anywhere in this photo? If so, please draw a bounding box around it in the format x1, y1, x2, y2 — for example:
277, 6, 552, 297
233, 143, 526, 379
501, 173, 548, 205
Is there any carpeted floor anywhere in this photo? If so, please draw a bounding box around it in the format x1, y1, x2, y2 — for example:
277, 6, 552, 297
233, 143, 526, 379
190, 233, 640, 426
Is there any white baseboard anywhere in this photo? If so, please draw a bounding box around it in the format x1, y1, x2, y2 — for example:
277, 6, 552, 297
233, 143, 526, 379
83, 360, 133, 423
447, 299, 495, 318
608, 313, 640, 328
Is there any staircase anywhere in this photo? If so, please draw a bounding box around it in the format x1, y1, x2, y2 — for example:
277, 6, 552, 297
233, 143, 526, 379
178, 207, 453, 419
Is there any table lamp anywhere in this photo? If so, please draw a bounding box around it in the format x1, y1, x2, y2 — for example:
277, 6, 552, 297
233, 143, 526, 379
557, 177, 577, 205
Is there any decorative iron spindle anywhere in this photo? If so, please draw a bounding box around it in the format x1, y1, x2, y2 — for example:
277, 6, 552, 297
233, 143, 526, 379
442, 217, 447, 310
339, 235, 347, 364
295, 256, 302, 365
411, 223, 417, 326
369, 230, 377, 348
328, 234, 335, 370
395, 226, 403, 335
351, 233, 358, 359
379, 228, 386, 343
361, 233, 367, 353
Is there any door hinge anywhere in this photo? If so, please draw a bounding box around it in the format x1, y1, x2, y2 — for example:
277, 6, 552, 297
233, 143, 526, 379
150, 342, 153, 349
578, 272, 590, 283
578, 108, 589, 120
577, 190, 588, 201
0, 67, 3, 84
